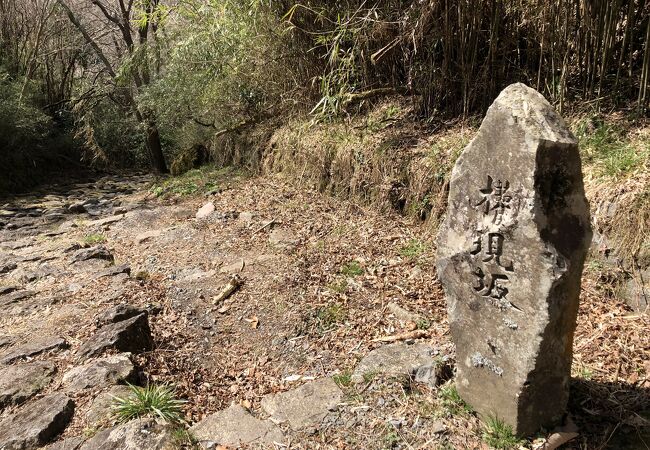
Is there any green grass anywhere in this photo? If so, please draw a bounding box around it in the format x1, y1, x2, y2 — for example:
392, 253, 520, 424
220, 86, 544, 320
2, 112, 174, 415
333, 370, 353, 388
416, 319, 431, 330
362, 370, 378, 384
83, 233, 106, 245
340, 261, 363, 277
315, 303, 346, 331
328, 279, 348, 294
400, 239, 427, 258
438, 383, 473, 417
149, 166, 243, 199
575, 117, 649, 179
111, 383, 186, 424
482, 416, 523, 449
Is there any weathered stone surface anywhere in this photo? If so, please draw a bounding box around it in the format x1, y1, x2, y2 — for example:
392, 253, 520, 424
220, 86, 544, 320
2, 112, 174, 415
0, 361, 56, 409
62, 353, 135, 392
261, 378, 342, 431
190, 404, 285, 447
436, 83, 592, 435
85, 385, 132, 426
351, 342, 437, 383
44, 436, 85, 450
269, 228, 298, 248
0, 284, 19, 295
76, 314, 153, 361
0, 289, 35, 307
96, 264, 131, 279
71, 246, 114, 264
95, 303, 146, 327
1, 336, 68, 364
195, 202, 215, 219
620, 269, 649, 313
79, 418, 174, 450
134, 229, 163, 244
0, 393, 74, 449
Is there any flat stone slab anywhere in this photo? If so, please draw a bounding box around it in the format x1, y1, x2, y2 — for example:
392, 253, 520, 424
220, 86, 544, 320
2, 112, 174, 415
44, 436, 85, 450
190, 404, 284, 448
261, 378, 342, 431
71, 246, 114, 264
86, 385, 132, 426
1, 336, 68, 364
76, 314, 153, 361
269, 228, 298, 248
0, 393, 74, 449
63, 353, 135, 392
96, 265, 131, 279
95, 304, 146, 327
351, 342, 436, 383
79, 418, 174, 450
0, 361, 56, 409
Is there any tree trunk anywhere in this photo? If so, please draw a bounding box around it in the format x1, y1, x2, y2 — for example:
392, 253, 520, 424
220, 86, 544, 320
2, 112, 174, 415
146, 122, 168, 174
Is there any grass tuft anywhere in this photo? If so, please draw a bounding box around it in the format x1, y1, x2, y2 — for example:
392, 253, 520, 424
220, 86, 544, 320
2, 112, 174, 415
482, 415, 523, 449
340, 261, 364, 277
112, 383, 186, 424
83, 233, 106, 245
400, 239, 427, 258
333, 370, 353, 388
438, 383, 473, 417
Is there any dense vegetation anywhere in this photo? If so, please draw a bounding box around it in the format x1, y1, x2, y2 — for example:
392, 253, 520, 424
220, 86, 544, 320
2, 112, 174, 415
0, 0, 648, 186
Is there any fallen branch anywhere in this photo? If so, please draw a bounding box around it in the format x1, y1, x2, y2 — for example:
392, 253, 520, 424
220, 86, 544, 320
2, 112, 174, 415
253, 219, 276, 234
372, 329, 430, 343
212, 275, 243, 304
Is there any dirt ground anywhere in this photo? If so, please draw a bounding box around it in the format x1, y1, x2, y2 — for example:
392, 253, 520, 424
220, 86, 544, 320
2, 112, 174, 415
0, 172, 648, 449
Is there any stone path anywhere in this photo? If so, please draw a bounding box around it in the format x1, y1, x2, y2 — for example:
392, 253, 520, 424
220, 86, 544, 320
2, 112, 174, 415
0, 173, 644, 449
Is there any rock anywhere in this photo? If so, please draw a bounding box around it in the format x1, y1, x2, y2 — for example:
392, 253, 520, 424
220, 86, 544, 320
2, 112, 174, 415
190, 404, 285, 448
79, 418, 174, 450
86, 215, 125, 228
620, 269, 649, 313
0, 289, 35, 307
0, 260, 17, 274
71, 246, 114, 264
97, 265, 131, 279
195, 202, 215, 219
0, 361, 56, 409
95, 304, 146, 327
66, 202, 87, 214
269, 228, 298, 249
413, 359, 453, 388
85, 385, 132, 426
134, 230, 163, 244
0, 284, 19, 295
62, 353, 135, 392
436, 83, 592, 436
261, 378, 342, 431
0, 393, 74, 449
1, 336, 68, 364
387, 302, 422, 323
76, 314, 153, 361
238, 211, 254, 222
352, 342, 437, 383
44, 436, 85, 450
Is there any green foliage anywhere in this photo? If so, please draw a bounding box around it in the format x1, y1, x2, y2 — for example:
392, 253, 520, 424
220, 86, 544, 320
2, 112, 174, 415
315, 303, 346, 331
575, 117, 649, 179
83, 234, 106, 245
112, 383, 186, 424
340, 261, 363, 276
149, 165, 236, 198
333, 370, 353, 388
482, 416, 523, 449
400, 239, 426, 258
438, 384, 473, 417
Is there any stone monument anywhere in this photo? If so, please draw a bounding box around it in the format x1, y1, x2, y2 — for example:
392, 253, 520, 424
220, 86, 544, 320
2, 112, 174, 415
436, 83, 592, 436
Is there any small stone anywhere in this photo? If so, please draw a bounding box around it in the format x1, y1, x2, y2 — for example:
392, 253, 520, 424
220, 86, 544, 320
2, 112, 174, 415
0, 285, 19, 296
430, 420, 446, 434
85, 385, 132, 426
76, 314, 153, 361
1, 336, 68, 364
196, 202, 215, 219
62, 353, 135, 393
79, 418, 174, 450
134, 229, 163, 244
190, 404, 284, 448
0, 361, 56, 409
238, 211, 254, 222
387, 302, 422, 323
269, 228, 298, 249
0, 261, 17, 274
261, 378, 342, 431
352, 342, 436, 383
96, 265, 131, 279
71, 246, 114, 264
95, 304, 146, 327
0, 290, 35, 307
66, 202, 86, 214
0, 393, 74, 449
